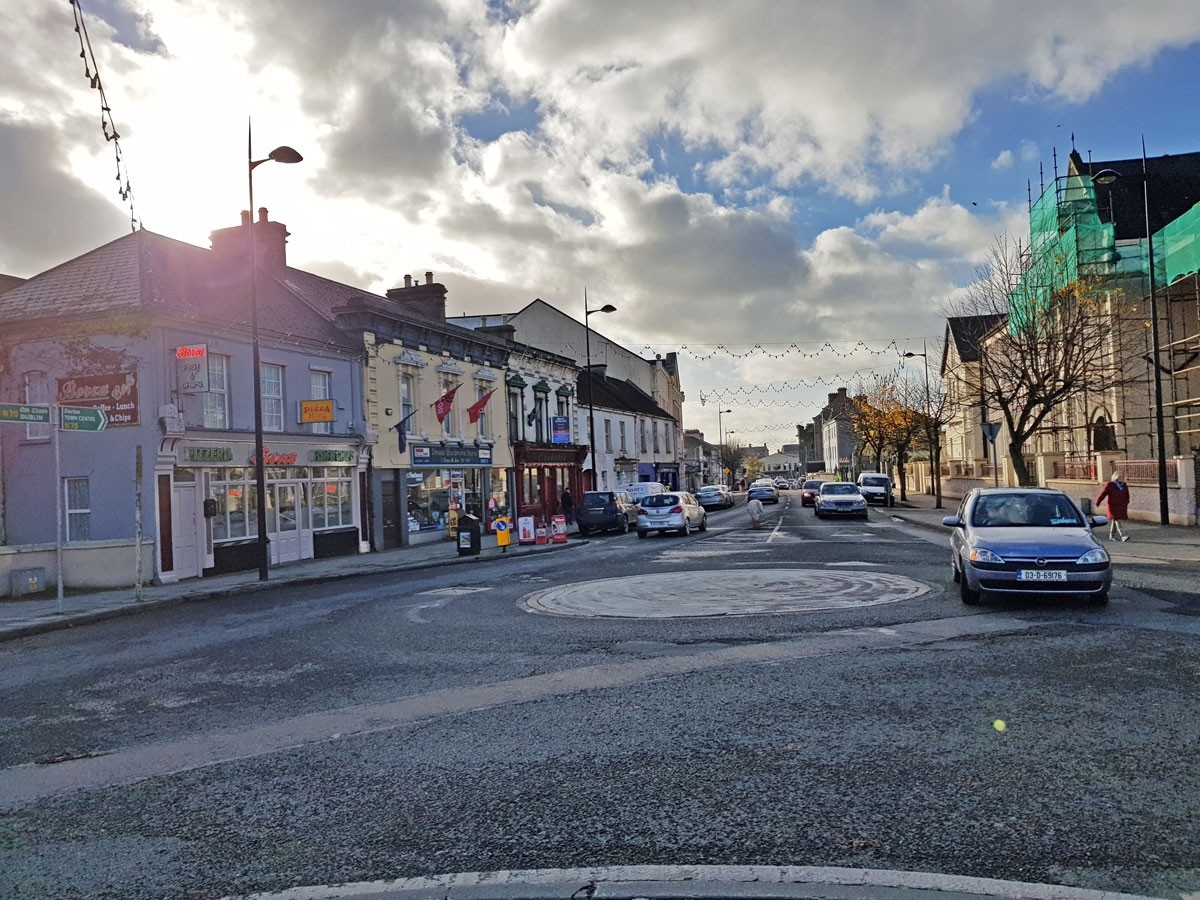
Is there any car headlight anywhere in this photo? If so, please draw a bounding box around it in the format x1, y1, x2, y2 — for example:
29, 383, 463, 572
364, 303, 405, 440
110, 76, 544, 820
1077, 548, 1109, 565
969, 547, 1005, 564
852, 498, 866, 507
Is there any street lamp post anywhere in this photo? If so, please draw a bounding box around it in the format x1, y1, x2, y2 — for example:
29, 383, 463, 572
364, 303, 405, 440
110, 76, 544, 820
247, 127, 303, 581
905, 342, 935, 505
583, 289, 616, 490
717, 408, 732, 486
1093, 159, 1170, 525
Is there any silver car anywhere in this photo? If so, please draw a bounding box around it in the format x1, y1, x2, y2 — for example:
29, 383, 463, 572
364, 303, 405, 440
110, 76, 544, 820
637, 491, 707, 537
814, 482, 868, 519
942, 487, 1112, 606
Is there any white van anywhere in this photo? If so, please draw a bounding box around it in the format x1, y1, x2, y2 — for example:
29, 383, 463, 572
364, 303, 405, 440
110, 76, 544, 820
618, 482, 666, 503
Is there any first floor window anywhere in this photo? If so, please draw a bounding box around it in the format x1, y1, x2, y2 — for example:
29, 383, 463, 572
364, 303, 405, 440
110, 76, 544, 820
204, 355, 229, 429
65, 477, 90, 540
262, 364, 284, 432
310, 370, 331, 434
24, 371, 50, 440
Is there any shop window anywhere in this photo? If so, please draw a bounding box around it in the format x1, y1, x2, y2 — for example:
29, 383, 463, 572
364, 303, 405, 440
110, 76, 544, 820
204, 355, 229, 429
65, 477, 90, 541
261, 364, 284, 432
310, 370, 331, 435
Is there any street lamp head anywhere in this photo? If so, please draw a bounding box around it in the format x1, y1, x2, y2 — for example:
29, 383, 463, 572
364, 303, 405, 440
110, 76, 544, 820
904, 351, 926, 359
1092, 168, 1121, 186
587, 303, 617, 316
268, 145, 304, 165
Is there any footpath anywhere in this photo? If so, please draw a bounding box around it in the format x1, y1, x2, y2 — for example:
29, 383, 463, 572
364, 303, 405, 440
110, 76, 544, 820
2, 493, 1196, 643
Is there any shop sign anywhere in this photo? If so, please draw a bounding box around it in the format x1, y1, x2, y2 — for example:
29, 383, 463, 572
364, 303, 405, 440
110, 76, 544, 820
410, 443, 492, 467
551, 415, 570, 444
405, 471, 428, 487
298, 399, 334, 423
185, 446, 234, 463
250, 445, 300, 465
311, 449, 355, 464
175, 345, 209, 393
56, 371, 139, 426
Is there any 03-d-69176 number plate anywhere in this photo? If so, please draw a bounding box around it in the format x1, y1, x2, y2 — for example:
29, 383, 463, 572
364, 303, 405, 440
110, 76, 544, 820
1017, 569, 1067, 582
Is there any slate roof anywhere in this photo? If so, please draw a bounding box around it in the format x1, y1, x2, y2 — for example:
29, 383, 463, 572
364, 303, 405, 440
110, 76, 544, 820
577, 369, 674, 420
1071, 150, 1200, 241
946, 314, 1005, 364
0, 229, 358, 353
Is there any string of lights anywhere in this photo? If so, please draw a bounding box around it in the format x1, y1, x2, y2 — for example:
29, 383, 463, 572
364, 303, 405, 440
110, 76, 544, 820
697, 362, 905, 403
641, 338, 934, 362
70, 0, 138, 232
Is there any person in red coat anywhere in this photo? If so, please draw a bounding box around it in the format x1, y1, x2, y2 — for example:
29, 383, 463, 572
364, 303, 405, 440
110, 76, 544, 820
1096, 472, 1130, 542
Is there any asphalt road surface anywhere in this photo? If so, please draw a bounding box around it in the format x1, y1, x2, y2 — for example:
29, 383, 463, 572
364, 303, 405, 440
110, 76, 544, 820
1, 494, 1198, 899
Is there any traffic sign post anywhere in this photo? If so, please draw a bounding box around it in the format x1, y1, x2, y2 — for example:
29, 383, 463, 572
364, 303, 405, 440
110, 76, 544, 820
0, 403, 52, 424
60, 405, 109, 431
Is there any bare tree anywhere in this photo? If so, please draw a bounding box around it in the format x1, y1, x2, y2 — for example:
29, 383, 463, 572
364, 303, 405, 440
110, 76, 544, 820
719, 441, 746, 489
955, 235, 1127, 486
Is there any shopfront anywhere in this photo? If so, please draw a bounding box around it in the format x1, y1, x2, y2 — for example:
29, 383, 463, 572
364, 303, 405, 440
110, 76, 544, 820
511, 442, 587, 526
405, 442, 508, 544
164, 439, 365, 577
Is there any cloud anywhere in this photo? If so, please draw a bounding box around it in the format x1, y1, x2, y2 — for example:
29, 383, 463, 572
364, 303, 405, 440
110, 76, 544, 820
991, 150, 1015, 170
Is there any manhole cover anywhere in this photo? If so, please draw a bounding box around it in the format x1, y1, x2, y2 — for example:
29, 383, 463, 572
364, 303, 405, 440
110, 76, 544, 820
520, 569, 929, 618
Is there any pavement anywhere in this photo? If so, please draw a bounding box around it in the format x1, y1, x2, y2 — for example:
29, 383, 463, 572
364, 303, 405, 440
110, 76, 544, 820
2, 492, 1197, 643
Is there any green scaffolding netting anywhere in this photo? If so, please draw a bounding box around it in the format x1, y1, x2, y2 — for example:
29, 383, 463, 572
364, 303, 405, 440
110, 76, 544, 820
1160, 202, 1200, 285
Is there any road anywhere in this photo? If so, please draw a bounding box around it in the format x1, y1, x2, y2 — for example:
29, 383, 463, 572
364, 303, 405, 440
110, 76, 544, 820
1, 493, 1198, 899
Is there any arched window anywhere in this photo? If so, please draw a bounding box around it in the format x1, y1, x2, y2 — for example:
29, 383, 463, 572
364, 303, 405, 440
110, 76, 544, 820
1091, 414, 1118, 452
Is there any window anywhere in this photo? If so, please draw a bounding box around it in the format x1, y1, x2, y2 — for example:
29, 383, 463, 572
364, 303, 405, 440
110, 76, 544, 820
441, 378, 458, 438
665, 426, 673, 455
619, 421, 627, 452
65, 477, 90, 541
533, 393, 547, 443
475, 384, 490, 438
653, 421, 660, 453
400, 373, 416, 424
24, 371, 50, 440
203, 355, 229, 429
604, 418, 612, 451
310, 370, 331, 435
640, 420, 648, 454
309, 467, 353, 529
261, 364, 284, 432
556, 394, 569, 417
508, 388, 521, 442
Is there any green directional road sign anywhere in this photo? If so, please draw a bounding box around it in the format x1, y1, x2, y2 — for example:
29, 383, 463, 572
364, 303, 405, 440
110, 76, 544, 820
60, 405, 109, 432
0, 403, 52, 424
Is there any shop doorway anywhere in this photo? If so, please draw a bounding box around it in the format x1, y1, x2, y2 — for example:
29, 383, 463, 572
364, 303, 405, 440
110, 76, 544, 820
171, 483, 204, 579
270, 481, 305, 564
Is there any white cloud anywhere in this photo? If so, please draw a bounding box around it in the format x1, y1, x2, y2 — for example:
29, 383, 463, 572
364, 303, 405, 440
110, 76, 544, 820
991, 150, 1015, 170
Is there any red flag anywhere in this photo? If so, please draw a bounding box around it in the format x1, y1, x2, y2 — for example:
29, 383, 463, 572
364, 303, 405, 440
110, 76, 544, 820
466, 388, 496, 424
431, 384, 461, 424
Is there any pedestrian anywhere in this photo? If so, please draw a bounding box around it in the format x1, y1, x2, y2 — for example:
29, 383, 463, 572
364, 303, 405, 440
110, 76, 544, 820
560, 487, 574, 524
1096, 471, 1130, 542
747, 496, 764, 529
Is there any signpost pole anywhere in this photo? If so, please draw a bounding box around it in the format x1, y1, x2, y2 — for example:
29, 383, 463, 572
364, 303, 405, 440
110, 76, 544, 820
53, 409, 64, 610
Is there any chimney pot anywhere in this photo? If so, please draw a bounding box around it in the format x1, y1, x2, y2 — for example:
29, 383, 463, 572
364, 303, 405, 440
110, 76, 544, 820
240, 210, 251, 226
404, 274, 413, 288
258, 207, 269, 223
425, 271, 433, 285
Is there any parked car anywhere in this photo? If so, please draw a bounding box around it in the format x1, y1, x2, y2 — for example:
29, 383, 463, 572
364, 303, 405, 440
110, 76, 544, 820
637, 491, 707, 537
799, 479, 825, 507
747, 480, 780, 504
774, 478, 791, 489
942, 487, 1112, 606
856, 472, 894, 506
575, 490, 638, 536
814, 482, 868, 519
696, 484, 734, 510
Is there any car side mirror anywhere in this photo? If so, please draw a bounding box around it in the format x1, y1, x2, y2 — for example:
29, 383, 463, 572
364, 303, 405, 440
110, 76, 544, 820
1091, 515, 1109, 527
941, 515, 962, 528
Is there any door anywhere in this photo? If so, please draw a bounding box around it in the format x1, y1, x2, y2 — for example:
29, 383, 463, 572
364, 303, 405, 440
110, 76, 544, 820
270, 481, 304, 564
171, 484, 203, 579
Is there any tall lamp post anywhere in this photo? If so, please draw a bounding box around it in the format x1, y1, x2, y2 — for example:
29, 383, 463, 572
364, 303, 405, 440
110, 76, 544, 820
248, 128, 303, 580
583, 289, 616, 490
717, 408, 732, 486
1093, 159, 1170, 525
905, 342, 934, 504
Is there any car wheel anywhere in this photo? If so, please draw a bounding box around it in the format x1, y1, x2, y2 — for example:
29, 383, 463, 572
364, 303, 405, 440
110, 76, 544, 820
952, 559, 961, 583
622, 517, 631, 533
699, 514, 707, 532
959, 571, 980, 606
680, 519, 691, 536
1091, 591, 1110, 606
637, 529, 648, 539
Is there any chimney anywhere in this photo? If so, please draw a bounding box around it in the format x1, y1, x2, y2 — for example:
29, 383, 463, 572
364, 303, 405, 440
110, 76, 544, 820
208, 208, 290, 272
386, 271, 448, 322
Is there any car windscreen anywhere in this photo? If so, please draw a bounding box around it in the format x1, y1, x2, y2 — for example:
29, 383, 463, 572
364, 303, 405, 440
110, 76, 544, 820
971, 494, 1084, 527
697, 487, 721, 495
822, 484, 859, 495
860, 476, 888, 486
581, 493, 613, 508
641, 494, 682, 508
803, 481, 823, 490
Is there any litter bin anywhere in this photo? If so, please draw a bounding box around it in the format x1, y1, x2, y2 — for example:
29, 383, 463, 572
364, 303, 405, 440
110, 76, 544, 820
457, 512, 481, 556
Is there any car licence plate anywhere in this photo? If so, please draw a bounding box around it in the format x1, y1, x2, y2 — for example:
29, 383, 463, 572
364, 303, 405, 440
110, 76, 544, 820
1017, 570, 1067, 582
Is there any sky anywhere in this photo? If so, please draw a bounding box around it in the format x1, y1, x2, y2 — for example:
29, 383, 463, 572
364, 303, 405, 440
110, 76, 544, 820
5, 0, 1200, 450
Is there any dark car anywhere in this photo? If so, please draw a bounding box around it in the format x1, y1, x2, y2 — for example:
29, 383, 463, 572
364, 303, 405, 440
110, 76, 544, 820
747, 480, 780, 504
799, 479, 825, 507
942, 487, 1112, 606
576, 490, 638, 536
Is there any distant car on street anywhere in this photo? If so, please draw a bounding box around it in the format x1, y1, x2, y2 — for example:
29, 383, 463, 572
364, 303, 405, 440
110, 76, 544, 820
747, 480, 780, 504
800, 479, 825, 507
814, 482, 868, 519
856, 472, 894, 506
942, 487, 1112, 606
696, 484, 734, 510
